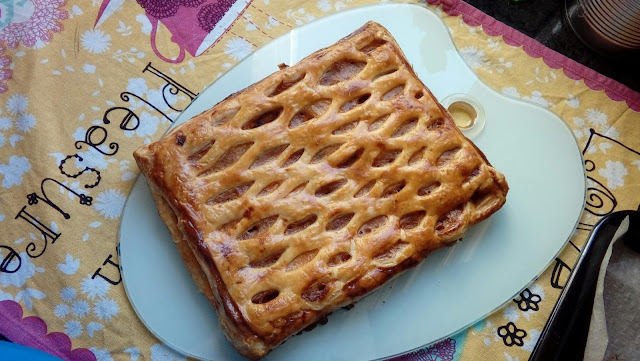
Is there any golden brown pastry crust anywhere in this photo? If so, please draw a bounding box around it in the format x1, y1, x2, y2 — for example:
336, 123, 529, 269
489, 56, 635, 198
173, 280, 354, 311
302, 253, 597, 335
134, 21, 508, 360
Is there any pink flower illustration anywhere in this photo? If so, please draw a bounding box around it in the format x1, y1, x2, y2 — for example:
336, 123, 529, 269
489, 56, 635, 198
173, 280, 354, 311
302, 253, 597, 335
0, 0, 69, 49
0, 44, 12, 94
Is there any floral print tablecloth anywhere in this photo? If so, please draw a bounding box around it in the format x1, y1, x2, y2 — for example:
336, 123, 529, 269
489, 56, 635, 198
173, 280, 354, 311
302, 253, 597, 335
0, 0, 639, 360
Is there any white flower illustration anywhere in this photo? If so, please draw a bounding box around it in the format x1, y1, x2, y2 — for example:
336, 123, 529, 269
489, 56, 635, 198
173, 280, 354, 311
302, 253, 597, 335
72, 127, 87, 142
33, 39, 47, 49
501, 87, 520, 98
94, 298, 119, 321
136, 14, 152, 35
87, 322, 104, 337
267, 16, 279, 27
0, 155, 31, 188
81, 274, 110, 300
524, 91, 550, 108
604, 126, 619, 140
459, 46, 486, 69
65, 320, 83, 338
505, 352, 520, 361
83, 64, 96, 73
71, 300, 90, 317
488, 38, 501, 49
16, 113, 36, 132
521, 329, 541, 352
529, 283, 545, 299
6, 94, 28, 115
0, 252, 43, 287
54, 304, 69, 318
599, 142, 612, 153
632, 160, 640, 171
150, 343, 187, 361
61, 287, 77, 302
573, 116, 585, 128
0, 117, 12, 130
503, 305, 519, 322
124, 347, 140, 361
95, 189, 126, 220
15, 288, 45, 310
124, 111, 159, 138
8, 134, 21, 147
72, 5, 82, 16
125, 77, 149, 108
127, 77, 148, 97
0, 133, 4, 147
0, 289, 12, 301
125, 77, 176, 113
147, 87, 176, 112
224, 37, 254, 61
566, 95, 579, 108
598, 160, 627, 190
81, 29, 112, 54
91, 348, 114, 361
586, 108, 608, 127
76, 148, 109, 170
58, 254, 80, 275
317, 0, 331, 11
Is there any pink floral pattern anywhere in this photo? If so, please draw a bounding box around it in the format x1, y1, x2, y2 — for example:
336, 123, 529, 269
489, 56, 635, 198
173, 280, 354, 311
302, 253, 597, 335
0, 44, 12, 94
0, 0, 69, 49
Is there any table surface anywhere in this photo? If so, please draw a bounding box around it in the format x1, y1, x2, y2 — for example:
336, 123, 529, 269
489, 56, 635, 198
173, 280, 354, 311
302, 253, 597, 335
1, 1, 638, 361
466, 0, 640, 92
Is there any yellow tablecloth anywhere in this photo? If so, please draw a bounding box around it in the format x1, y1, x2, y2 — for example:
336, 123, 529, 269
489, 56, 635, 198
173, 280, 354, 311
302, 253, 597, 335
0, 1, 638, 360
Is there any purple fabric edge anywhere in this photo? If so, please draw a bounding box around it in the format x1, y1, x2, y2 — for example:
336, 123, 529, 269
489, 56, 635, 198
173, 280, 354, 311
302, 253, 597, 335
0, 300, 96, 361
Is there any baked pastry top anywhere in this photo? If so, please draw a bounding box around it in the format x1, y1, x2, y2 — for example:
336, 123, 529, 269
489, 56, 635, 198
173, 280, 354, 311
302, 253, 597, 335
133, 21, 508, 360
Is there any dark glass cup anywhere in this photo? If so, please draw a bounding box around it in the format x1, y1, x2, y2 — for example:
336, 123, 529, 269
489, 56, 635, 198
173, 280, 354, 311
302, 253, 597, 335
565, 0, 640, 55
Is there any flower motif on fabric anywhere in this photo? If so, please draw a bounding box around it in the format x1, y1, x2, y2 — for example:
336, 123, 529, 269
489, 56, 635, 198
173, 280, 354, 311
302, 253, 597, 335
224, 37, 253, 61
0, 44, 12, 94
459, 46, 487, 69
136, 0, 207, 20
81, 275, 110, 300
90, 347, 113, 361
150, 343, 186, 361
6, 94, 27, 115
497, 322, 527, 347
81, 29, 111, 55
512, 288, 541, 312
598, 160, 629, 190
93, 298, 118, 321
64, 320, 83, 338
94, 189, 126, 220
0, 156, 31, 189
0, 0, 68, 49
55, 276, 119, 340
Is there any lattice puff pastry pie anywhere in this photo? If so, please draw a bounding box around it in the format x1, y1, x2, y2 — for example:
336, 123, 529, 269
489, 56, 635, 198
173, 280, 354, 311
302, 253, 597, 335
134, 21, 508, 360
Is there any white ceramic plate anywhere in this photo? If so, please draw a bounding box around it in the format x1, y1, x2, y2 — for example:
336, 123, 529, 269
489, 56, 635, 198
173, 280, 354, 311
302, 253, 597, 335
119, 4, 586, 361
